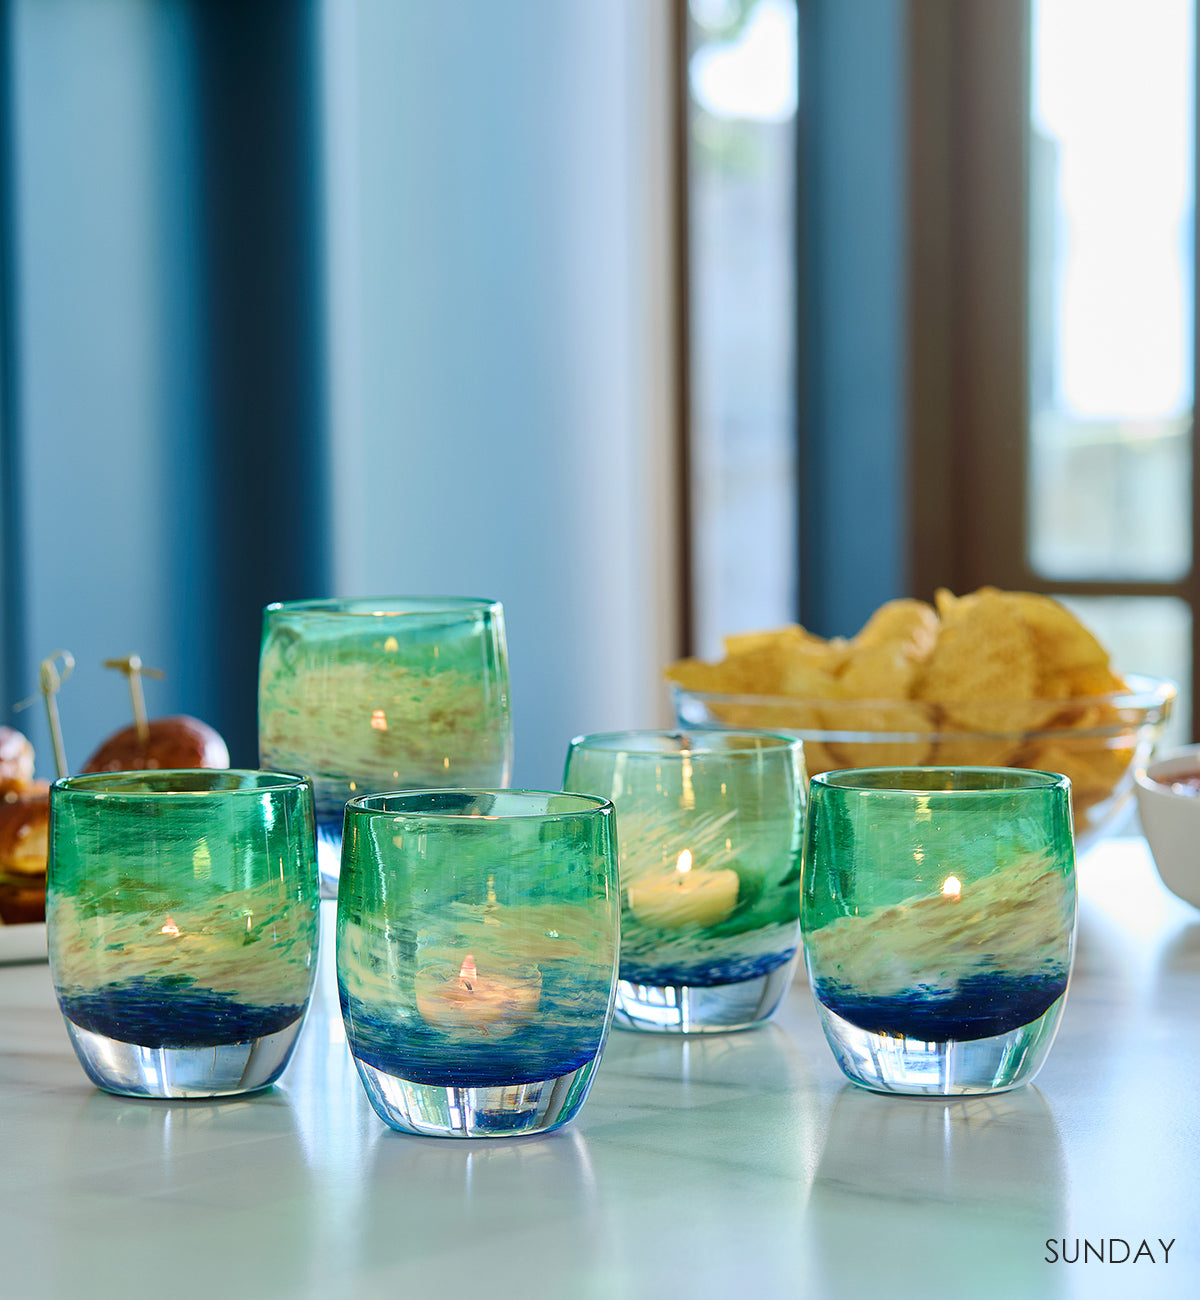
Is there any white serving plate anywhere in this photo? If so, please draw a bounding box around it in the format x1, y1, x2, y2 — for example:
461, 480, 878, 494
0, 923, 47, 964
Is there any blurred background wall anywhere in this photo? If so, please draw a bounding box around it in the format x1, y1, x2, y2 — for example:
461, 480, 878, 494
0, 0, 678, 787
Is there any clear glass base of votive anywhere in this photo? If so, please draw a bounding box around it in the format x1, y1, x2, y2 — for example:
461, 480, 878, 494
613, 956, 798, 1034
815, 998, 1066, 1096
63, 1017, 307, 1099
352, 1057, 602, 1138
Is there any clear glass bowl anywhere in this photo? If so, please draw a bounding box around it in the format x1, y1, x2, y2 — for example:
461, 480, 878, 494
672, 673, 1176, 850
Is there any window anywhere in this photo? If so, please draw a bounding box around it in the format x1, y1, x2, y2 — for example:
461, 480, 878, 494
1028, 0, 1194, 733
682, 0, 799, 658
909, 0, 1196, 739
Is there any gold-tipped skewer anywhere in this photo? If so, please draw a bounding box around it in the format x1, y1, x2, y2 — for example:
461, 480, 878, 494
102, 654, 166, 743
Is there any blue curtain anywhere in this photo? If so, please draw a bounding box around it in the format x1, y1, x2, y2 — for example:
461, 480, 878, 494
0, 0, 329, 769
0, 0, 687, 787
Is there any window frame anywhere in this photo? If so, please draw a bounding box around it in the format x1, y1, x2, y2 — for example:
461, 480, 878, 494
907, 0, 1200, 735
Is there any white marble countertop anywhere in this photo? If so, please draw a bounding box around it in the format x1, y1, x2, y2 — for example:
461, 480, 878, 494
0, 837, 1196, 1300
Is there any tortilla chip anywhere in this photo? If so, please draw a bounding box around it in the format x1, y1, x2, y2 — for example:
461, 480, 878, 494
724, 624, 819, 659
664, 657, 736, 694
1016, 736, 1136, 825
777, 657, 844, 700
709, 699, 839, 774
825, 706, 936, 767
852, 598, 940, 663
1045, 664, 1127, 704
928, 735, 1023, 767
1001, 592, 1113, 693
839, 641, 923, 701
914, 588, 1053, 731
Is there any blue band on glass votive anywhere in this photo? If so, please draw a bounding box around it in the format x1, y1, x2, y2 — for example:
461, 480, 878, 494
619, 945, 796, 988
57, 979, 306, 1049
814, 970, 1069, 1042
340, 992, 608, 1089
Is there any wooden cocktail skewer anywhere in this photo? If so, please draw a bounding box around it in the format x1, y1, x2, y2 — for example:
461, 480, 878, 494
37, 650, 74, 780
102, 654, 165, 744
83, 655, 228, 773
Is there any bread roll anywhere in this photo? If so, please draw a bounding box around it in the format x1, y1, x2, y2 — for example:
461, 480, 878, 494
0, 725, 35, 795
0, 782, 49, 925
81, 715, 230, 773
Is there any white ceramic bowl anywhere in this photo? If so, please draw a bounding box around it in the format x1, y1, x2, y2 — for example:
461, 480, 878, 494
1135, 744, 1200, 909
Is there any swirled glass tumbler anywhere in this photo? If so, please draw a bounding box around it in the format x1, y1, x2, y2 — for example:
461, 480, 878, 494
802, 767, 1077, 1095
337, 789, 619, 1138
47, 770, 319, 1098
258, 597, 512, 896
564, 730, 805, 1033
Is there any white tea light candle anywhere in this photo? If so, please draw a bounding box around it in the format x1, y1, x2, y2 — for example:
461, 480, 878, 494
627, 850, 739, 930
414, 954, 543, 1037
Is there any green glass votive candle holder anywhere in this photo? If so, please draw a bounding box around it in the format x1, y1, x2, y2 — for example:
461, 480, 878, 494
47, 770, 320, 1099
258, 596, 512, 896
802, 767, 1077, 1096
563, 730, 806, 1033
337, 789, 619, 1138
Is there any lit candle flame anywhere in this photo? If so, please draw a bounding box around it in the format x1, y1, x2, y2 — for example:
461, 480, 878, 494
416, 952, 542, 1034
160, 917, 180, 936
942, 876, 961, 900
676, 849, 693, 875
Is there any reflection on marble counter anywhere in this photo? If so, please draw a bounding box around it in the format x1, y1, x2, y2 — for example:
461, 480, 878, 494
0, 839, 1197, 1299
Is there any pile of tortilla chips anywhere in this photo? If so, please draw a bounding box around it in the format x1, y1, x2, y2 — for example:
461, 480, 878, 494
665, 587, 1173, 829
